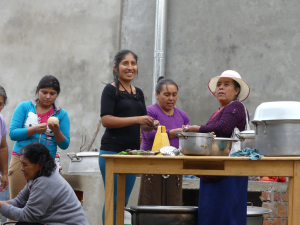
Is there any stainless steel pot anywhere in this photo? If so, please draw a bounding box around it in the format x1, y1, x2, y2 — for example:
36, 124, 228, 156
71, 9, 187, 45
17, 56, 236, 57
252, 120, 300, 156
67, 152, 100, 174
125, 206, 198, 225
236, 130, 255, 150
176, 132, 237, 156
176, 132, 214, 156
125, 205, 271, 225
247, 205, 272, 225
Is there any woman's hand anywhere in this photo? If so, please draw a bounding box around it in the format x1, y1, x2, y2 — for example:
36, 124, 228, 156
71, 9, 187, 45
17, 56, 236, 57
183, 125, 201, 132
35, 123, 48, 134
151, 120, 160, 130
48, 122, 61, 133
138, 116, 154, 126
0, 174, 8, 192
169, 128, 184, 138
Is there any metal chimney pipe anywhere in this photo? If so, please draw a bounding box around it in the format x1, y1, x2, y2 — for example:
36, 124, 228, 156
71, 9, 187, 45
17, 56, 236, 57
152, 0, 168, 104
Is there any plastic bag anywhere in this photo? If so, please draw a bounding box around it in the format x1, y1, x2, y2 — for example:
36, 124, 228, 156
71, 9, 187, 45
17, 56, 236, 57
151, 126, 170, 154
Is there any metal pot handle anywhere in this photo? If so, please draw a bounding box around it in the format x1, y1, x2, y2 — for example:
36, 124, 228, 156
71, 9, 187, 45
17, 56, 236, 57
67, 153, 81, 162
124, 208, 135, 214
175, 132, 188, 139
262, 120, 267, 135
235, 134, 245, 142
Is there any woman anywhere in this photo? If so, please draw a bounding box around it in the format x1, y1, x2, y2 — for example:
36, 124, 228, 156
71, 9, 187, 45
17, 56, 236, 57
9, 75, 70, 199
138, 77, 190, 206
0, 85, 9, 192
99, 49, 158, 225
0, 142, 89, 225
185, 70, 250, 225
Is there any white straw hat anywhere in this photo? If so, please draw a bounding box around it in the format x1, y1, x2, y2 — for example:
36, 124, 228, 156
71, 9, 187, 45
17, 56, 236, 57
208, 70, 250, 102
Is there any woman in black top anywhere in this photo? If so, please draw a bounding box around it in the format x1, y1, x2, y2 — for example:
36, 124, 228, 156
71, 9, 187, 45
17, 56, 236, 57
99, 49, 158, 225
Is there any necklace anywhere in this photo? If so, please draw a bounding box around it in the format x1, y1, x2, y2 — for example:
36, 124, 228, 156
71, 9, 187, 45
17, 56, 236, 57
119, 81, 133, 94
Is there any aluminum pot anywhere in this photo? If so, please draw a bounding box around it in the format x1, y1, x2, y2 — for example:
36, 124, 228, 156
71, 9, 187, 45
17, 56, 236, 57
236, 130, 255, 150
176, 132, 214, 156
176, 132, 237, 156
67, 152, 100, 174
125, 205, 271, 225
125, 206, 198, 225
247, 205, 272, 225
252, 120, 300, 156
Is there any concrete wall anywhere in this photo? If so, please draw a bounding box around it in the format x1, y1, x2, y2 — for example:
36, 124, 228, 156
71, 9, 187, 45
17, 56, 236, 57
121, 0, 300, 127
0, 0, 121, 172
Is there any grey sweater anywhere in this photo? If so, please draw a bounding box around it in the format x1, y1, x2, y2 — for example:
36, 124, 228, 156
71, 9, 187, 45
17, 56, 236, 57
0, 172, 90, 225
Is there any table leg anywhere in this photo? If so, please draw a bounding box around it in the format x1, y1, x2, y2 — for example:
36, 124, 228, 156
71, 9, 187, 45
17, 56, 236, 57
116, 174, 126, 225
105, 158, 114, 225
288, 177, 293, 225
292, 161, 300, 225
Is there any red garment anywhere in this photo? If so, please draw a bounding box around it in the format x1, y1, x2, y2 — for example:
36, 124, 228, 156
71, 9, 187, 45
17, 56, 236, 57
209, 109, 221, 121
260, 177, 286, 182
37, 106, 55, 123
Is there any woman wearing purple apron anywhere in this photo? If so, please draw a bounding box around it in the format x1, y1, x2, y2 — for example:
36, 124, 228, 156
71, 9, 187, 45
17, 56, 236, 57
185, 70, 250, 225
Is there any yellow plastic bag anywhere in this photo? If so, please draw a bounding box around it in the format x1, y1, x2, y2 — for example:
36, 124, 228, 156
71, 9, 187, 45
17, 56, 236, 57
151, 126, 170, 153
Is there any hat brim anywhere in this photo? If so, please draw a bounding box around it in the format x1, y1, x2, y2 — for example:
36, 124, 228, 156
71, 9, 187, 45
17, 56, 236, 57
208, 76, 250, 102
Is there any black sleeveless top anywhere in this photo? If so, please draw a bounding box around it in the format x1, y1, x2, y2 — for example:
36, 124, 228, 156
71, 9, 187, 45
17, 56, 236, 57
100, 84, 147, 152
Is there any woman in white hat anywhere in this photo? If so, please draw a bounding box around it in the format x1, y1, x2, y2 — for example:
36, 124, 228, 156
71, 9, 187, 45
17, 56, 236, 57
185, 70, 250, 225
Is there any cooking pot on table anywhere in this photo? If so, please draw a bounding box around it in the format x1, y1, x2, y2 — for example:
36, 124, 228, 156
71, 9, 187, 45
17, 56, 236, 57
176, 132, 237, 156
252, 101, 300, 156
125, 205, 271, 225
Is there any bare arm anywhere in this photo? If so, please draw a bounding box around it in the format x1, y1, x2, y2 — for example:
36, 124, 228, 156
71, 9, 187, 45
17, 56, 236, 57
0, 136, 8, 192
26, 123, 47, 137
102, 115, 154, 128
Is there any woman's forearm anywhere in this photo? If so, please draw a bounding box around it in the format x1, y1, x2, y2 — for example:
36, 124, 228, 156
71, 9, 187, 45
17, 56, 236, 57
53, 130, 65, 143
102, 115, 139, 128
169, 128, 184, 139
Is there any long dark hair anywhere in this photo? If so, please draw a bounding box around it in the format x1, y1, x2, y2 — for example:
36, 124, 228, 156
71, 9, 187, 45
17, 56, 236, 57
113, 50, 138, 95
36, 75, 61, 95
155, 76, 179, 94
20, 142, 56, 179
0, 85, 7, 106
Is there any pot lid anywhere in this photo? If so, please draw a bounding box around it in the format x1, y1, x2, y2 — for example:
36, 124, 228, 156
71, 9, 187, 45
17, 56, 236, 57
75, 152, 99, 157
247, 206, 272, 216
129, 206, 198, 213
253, 101, 300, 120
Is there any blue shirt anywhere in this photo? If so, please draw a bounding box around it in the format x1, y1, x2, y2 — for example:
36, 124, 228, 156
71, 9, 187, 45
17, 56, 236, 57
9, 99, 70, 158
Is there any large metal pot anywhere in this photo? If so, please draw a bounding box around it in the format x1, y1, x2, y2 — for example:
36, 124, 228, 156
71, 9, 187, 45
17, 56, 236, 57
125, 206, 198, 225
247, 205, 272, 225
125, 205, 271, 225
236, 130, 255, 150
252, 120, 300, 156
176, 132, 237, 156
67, 152, 100, 174
252, 101, 300, 156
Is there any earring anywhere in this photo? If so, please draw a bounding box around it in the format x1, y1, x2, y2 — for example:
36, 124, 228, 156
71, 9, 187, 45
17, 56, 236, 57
39, 170, 42, 176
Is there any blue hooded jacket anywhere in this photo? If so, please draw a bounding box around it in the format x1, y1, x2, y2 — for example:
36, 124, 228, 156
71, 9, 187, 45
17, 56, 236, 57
9, 99, 70, 158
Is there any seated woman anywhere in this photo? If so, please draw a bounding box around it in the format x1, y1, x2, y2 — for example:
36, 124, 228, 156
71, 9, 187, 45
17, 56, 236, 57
0, 142, 89, 225
185, 70, 250, 225
138, 77, 190, 206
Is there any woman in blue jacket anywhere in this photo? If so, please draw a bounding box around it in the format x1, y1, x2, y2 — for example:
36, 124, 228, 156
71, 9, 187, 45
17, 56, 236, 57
8, 75, 70, 200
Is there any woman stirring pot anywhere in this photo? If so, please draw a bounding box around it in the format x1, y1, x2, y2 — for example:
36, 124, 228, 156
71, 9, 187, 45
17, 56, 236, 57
185, 70, 250, 225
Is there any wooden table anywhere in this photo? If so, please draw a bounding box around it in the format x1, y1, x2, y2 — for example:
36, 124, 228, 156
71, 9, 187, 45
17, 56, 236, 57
101, 155, 300, 225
